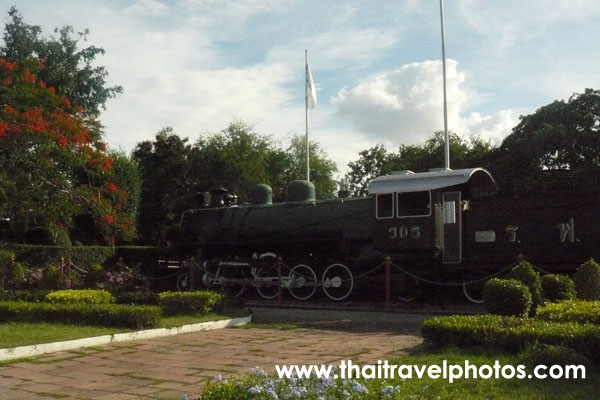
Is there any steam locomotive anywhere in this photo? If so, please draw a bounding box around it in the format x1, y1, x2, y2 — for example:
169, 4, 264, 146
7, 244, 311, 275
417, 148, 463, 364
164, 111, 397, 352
167, 167, 599, 303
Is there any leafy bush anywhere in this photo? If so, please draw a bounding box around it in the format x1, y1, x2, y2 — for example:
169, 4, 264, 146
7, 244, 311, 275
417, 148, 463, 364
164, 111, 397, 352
114, 290, 159, 305
158, 291, 224, 316
541, 274, 576, 302
518, 343, 591, 369
0, 248, 25, 289
537, 300, 600, 325
573, 258, 600, 300
506, 261, 543, 313
421, 314, 600, 360
482, 278, 532, 317
0, 301, 161, 329
45, 289, 116, 304
0, 289, 52, 302
83, 264, 107, 289
39, 264, 64, 290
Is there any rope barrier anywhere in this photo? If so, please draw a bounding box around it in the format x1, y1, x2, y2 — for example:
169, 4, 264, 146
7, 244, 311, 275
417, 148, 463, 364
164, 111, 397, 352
389, 261, 515, 286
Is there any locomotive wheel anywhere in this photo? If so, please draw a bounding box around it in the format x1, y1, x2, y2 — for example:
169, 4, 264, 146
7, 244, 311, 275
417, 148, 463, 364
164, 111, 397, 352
288, 264, 317, 300
395, 273, 420, 302
176, 272, 189, 291
322, 263, 354, 301
255, 265, 281, 300
222, 269, 246, 298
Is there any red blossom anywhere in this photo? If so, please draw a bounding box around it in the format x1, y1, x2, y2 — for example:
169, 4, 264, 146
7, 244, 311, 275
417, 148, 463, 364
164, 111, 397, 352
107, 183, 118, 192
102, 157, 113, 170
3, 105, 15, 114
57, 135, 67, 147
23, 68, 35, 84
62, 97, 71, 108
0, 122, 8, 138
103, 215, 115, 224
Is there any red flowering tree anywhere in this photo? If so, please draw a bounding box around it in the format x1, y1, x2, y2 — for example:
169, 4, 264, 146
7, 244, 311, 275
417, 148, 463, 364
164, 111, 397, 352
0, 58, 134, 243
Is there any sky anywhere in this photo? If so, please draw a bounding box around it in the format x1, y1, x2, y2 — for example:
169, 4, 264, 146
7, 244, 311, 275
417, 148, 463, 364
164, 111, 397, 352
2, 0, 599, 178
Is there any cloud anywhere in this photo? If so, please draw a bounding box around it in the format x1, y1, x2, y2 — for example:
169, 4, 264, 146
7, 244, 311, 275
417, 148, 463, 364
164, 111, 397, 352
333, 60, 516, 146
125, 0, 169, 17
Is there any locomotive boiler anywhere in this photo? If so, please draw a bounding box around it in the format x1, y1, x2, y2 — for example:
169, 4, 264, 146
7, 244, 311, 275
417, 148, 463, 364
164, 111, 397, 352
169, 167, 600, 303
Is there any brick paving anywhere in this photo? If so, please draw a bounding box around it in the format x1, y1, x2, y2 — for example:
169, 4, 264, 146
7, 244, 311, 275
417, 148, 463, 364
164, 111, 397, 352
0, 309, 426, 399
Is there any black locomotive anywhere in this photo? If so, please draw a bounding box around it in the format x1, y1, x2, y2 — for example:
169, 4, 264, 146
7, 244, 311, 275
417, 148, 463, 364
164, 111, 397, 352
167, 167, 599, 302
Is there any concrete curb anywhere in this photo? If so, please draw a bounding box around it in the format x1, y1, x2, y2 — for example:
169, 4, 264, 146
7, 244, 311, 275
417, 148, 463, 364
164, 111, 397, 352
0, 316, 251, 362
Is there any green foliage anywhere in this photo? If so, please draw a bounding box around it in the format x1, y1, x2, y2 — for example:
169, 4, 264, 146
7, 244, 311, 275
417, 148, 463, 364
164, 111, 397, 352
0, 289, 50, 302
45, 289, 116, 304
518, 343, 591, 370
158, 290, 224, 316
573, 258, 600, 300
506, 261, 543, 313
0, 248, 24, 289
1, 7, 122, 117
537, 300, 600, 325
493, 88, 600, 192
39, 265, 63, 290
541, 274, 576, 302
0, 301, 161, 329
83, 264, 107, 289
421, 314, 600, 360
113, 290, 159, 305
482, 278, 532, 317
345, 132, 496, 196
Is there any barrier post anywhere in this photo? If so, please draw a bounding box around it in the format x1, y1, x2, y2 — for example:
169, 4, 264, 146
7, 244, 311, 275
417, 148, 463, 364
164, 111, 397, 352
277, 256, 283, 305
385, 256, 391, 311
189, 257, 195, 291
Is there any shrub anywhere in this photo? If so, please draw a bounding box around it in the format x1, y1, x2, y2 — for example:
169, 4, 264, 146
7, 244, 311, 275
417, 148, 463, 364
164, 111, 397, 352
421, 314, 600, 360
482, 278, 532, 317
573, 258, 600, 300
537, 300, 600, 325
158, 291, 224, 316
0, 248, 25, 289
0, 289, 52, 302
541, 274, 577, 302
84, 264, 107, 289
114, 291, 159, 305
506, 261, 543, 313
45, 289, 116, 304
0, 301, 161, 329
518, 343, 591, 369
39, 265, 64, 290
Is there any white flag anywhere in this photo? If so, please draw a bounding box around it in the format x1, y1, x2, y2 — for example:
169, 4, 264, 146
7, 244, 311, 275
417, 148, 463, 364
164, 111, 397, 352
306, 61, 317, 109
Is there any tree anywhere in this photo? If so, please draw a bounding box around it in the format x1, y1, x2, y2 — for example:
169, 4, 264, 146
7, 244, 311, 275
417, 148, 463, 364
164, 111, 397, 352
345, 132, 495, 196
133, 128, 194, 244
1, 7, 122, 117
0, 58, 132, 243
280, 135, 338, 199
345, 145, 400, 196
493, 88, 600, 190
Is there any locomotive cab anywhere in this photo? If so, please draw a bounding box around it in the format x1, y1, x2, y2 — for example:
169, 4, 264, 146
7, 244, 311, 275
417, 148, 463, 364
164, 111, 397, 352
367, 168, 497, 264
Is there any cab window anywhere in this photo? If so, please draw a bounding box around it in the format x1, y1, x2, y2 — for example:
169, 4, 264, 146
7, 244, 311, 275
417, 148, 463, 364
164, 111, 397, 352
397, 190, 431, 217
376, 193, 394, 219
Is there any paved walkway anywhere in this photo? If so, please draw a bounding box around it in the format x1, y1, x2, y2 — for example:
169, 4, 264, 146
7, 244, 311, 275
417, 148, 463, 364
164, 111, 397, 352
0, 309, 426, 399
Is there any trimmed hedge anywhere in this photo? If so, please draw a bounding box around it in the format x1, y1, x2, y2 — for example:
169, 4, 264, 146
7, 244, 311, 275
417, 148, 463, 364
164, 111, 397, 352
482, 278, 532, 317
506, 261, 543, 313
45, 289, 116, 304
541, 274, 576, 302
422, 314, 600, 360
537, 300, 600, 325
0, 301, 161, 329
573, 258, 600, 301
158, 291, 224, 316
0, 289, 51, 302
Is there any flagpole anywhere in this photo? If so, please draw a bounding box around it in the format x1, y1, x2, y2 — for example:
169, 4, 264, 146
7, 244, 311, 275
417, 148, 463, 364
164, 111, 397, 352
305, 49, 310, 182
439, 0, 450, 170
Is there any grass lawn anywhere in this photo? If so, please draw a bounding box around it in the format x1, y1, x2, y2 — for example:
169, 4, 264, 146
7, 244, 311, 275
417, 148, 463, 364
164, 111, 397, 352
0, 309, 248, 349
388, 347, 597, 400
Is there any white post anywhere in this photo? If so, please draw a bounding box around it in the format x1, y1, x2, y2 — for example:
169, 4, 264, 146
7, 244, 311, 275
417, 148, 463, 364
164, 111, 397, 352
305, 49, 310, 181
439, 0, 450, 170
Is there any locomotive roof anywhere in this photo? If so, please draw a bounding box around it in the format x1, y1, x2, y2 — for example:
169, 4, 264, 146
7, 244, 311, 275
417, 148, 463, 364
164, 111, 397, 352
367, 167, 497, 195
